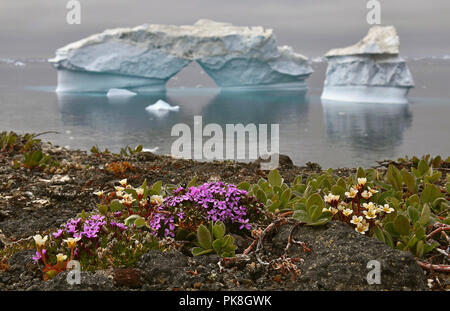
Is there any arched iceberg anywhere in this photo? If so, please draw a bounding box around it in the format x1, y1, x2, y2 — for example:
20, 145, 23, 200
50, 20, 313, 93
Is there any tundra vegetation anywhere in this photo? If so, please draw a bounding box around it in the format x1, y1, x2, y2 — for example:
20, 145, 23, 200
0, 131, 449, 286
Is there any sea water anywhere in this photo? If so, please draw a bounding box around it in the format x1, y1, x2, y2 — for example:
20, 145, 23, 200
0, 58, 449, 168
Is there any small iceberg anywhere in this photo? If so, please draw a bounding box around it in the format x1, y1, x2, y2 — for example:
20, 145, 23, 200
106, 88, 137, 97
145, 99, 179, 118
145, 100, 179, 112
143, 147, 159, 153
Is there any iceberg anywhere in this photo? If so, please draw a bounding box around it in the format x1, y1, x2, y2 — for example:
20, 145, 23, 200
145, 100, 179, 112
145, 99, 179, 117
50, 20, 312, 93
321, 26, 414, 104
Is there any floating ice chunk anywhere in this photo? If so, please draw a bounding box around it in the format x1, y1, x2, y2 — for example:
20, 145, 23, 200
145, 100, 179, 112
143, 147, 159, 153
106, 88, 137, 97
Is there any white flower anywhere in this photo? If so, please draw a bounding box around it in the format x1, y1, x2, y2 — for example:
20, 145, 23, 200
93, 190, 104, 198
362, 202, 376, 210
63, 237, 81, 249
115, 186, 125, 192
355, 222, 369, 234
119, 179, 127, 187
381, 204, 394, 214
357, 178, 367, 186
363, 209, 377, 219
324, 193, 340, 204
342, 208, 353, 217
33, 234, 48, 249
136, 187, 144, 198
368, 187, 378, 194
150, 195, 164, 206
337, 204, 345, 211
56, 253, 67, 263
350, 215, 363, 225
361, 190, 372, 200
121, 194, 136, 205
330, 207, 339, 215
322, 207, 331, 213
345, 187, 358, 199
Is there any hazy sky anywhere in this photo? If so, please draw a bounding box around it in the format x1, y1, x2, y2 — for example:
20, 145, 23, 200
1, 0, 449, 58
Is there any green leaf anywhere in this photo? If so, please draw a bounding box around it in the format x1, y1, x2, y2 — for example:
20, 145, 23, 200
415, 240, 424, 258
292, 210, 311, 223
212, 221, 225, 239
110, 199, 124, 212
418, 204, 431, 225
386, 165, 402, 191
150, 181, 162, 195
307, 217, 330, 226
373, 227, 385, 243
267, 200, 281, 213
280, 188, 291, 208
407, 206, 419, 224
221, 252, 235, 258
237, 182, 251, 191
405, 194, 420, 206
394, 215, 410, 236
401, 169, 416, 193
357, 167, 365, 178
417, 159, 429, 176
421, 184, 442, 203
134, 217, 147, 228
383, 230, 394, 248
124, 214, 142, 226
98, 204, 108, 215
415, 225, 426, 240
384, 222, 398, 237
197, 224, 212, 250
212, 239, 224, 254
306, 193, 324, 214
268, 170, 283, 187
256, 189, 267, 203
187, 176, 198, 188
425, 171, 442, 184
309, 204, 322, 221
331, 185, 346, 198
337, 178, 347, 189
192, 247, 213, 256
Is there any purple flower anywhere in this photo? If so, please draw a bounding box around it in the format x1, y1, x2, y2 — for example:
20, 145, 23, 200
32, 251, 42, 263
149, 182, 260, 237
52, 229, 63, 239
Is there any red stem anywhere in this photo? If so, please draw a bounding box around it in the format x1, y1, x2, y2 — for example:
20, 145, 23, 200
416, 260, 450, 272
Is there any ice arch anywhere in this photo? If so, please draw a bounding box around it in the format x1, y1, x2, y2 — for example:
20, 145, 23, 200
50, 20, 313, 93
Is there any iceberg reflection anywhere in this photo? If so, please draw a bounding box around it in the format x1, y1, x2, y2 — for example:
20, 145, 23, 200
321, 99, 412, 154
202, 89, 308, 124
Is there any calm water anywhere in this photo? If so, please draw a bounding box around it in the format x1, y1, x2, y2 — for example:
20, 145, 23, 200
0, 58, 449, 168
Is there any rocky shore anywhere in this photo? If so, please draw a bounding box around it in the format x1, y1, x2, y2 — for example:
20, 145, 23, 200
0, 135, 446, 291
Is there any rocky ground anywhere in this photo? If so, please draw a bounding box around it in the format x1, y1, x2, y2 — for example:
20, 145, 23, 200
0, 139, 441, 291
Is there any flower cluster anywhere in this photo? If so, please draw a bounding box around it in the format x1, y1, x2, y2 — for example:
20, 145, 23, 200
33, 210, 159, 275
158, 182, 264, 237
323, 178, 394, 234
